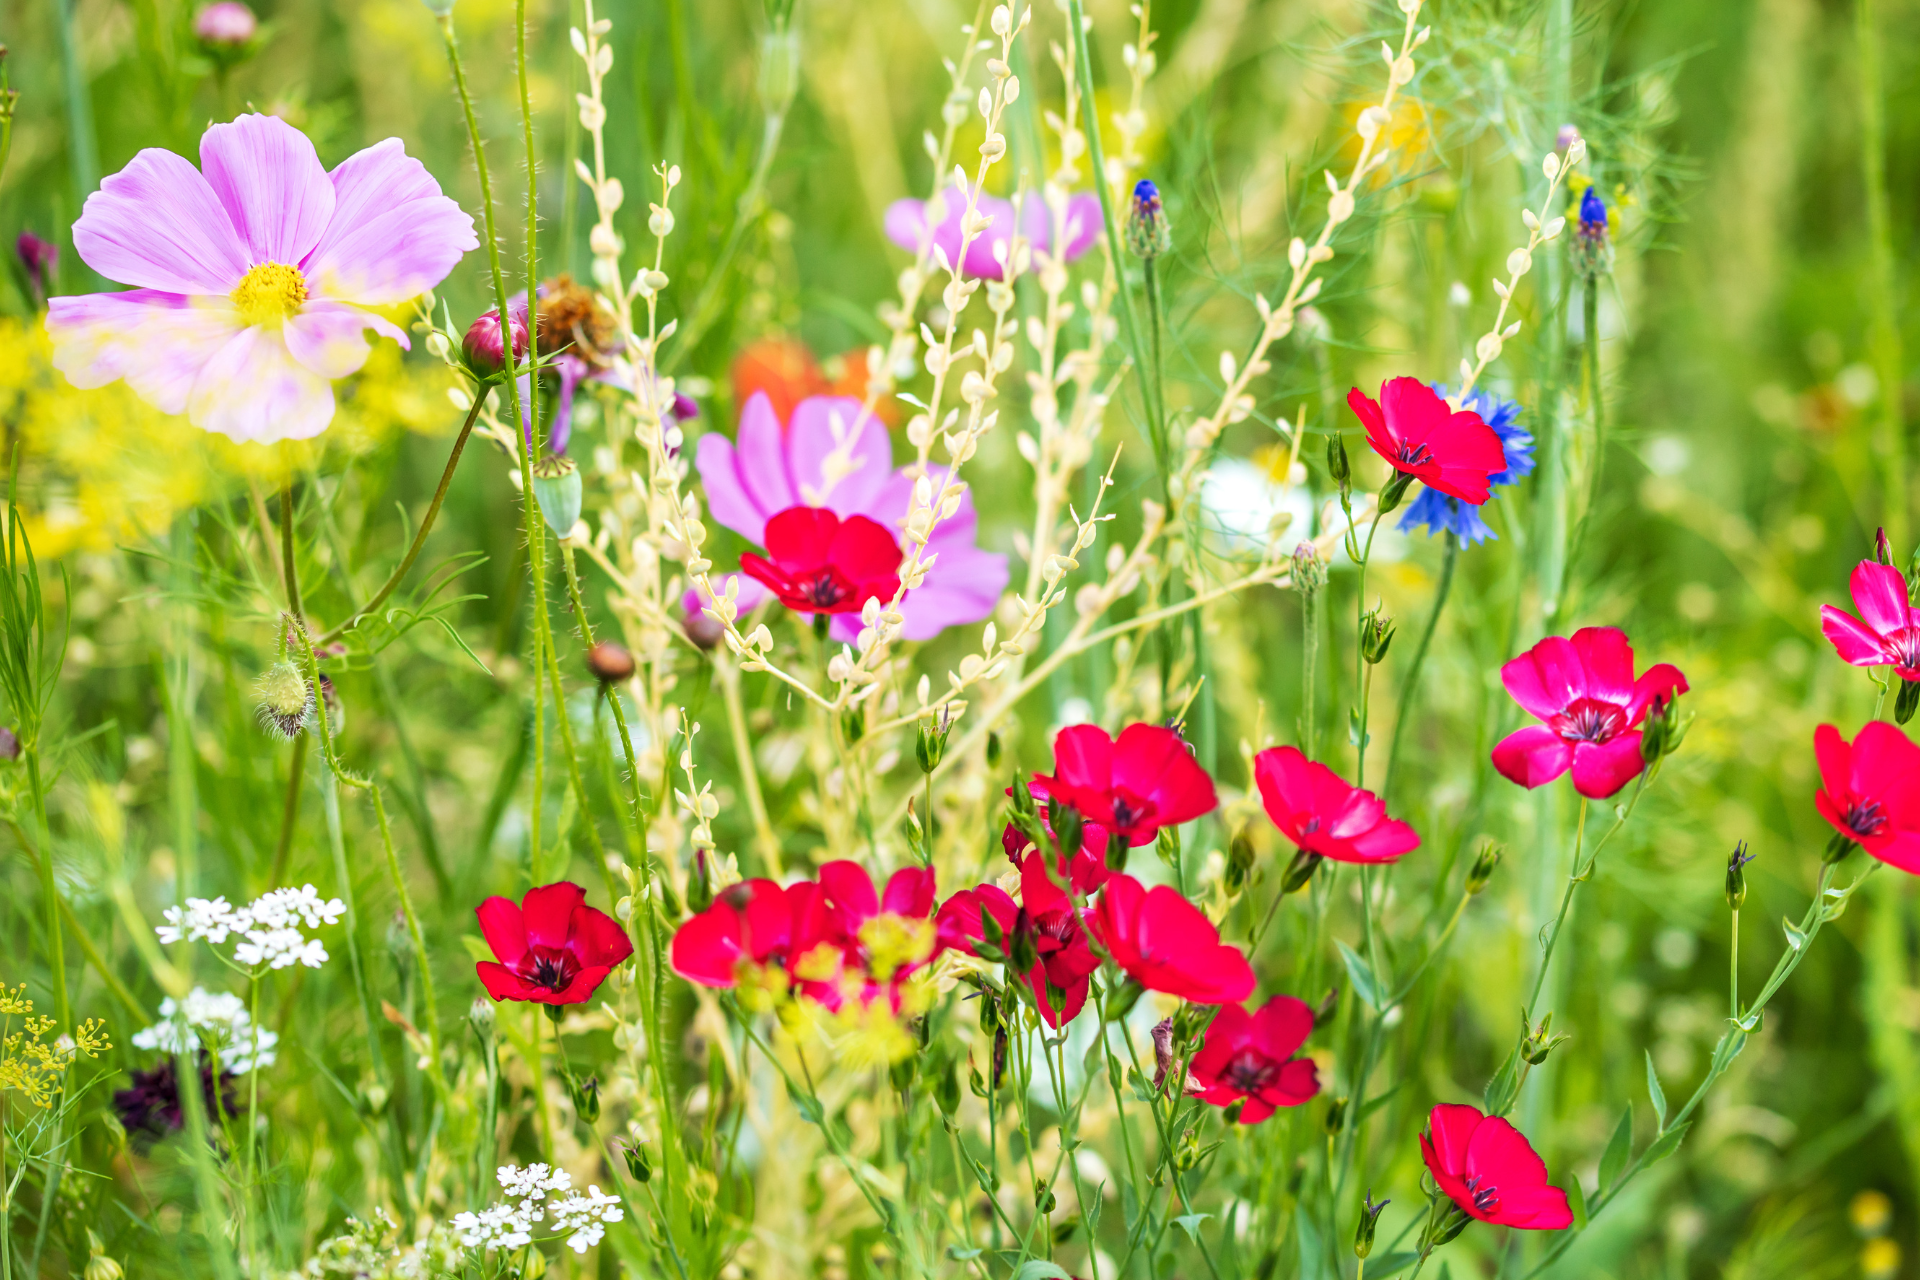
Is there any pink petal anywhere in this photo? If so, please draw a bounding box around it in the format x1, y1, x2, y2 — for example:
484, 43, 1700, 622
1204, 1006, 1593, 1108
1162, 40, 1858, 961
1823, 605, 1892, 665
1502, 636, 1587, 718
960, 193, 1018, 280
1569, 627, 1635, 703
1424, 1104, 1485, 1176
788, 396, 895, 512
1060, 193, 1104, 261
302, 137, 477, 304
1626, 662, 1689, 724
894, 536, 1007, 640
71, 148, 249, 293
199, 113, 335, 267
1491, 724, 1572, 789
1812, 724, 1850, 798
736, 391, 804, 530
186, 323, 337, 442
1851, 561, 1914, 636
47, 291, 243, 415
883, 198, 930, 255
1249, 995, 1314, 1059
519, 882, 588, 951
881, 866, 937, 918
283, 301, 405, 379
671, 906, 746, 986
817, 860, 880, 924
1569, 735, 1645, 799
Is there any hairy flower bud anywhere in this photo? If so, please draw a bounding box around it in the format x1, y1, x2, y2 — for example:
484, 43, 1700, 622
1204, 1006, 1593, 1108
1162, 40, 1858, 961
1726, 841, 1753, 911
1225, 830, 1256, 896
1466, 839, 1502, 895
1292, 541, 1326, 594
462, 307, 529, 380
1125, 180, 1172, 259
587, 641, 635, 684
254, 660, 313, 740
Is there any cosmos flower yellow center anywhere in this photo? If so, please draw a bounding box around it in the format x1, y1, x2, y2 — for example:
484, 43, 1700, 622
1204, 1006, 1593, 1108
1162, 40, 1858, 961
230, 262, 308, 326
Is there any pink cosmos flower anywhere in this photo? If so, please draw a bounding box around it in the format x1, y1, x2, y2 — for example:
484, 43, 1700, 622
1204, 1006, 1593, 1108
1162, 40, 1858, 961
1419, 1104, 1573, 1231
1347, 378, 1507, 505
1821, 560, 1920, 681
937, 854, 1100, 1028
1186, 996, 1320, 1124
1491, 627, 1688, 799
884, 185, 1103, 281
1252, 746, 1419, 864
1090, 873, 1253, 1005
1814, 722, 1920, 873
193, 1, 257, 45
47, 113, 477, 443
670, 879, 815, 988
789, 861, 943, 1011
696, 391, 1008, 643
1033, 723, 1217, 848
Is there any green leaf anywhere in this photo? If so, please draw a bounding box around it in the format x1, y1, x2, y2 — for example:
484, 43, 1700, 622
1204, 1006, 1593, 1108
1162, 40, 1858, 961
1173, 1213, 1212, 1244
1347, 707, 1371, 748
1568, 1177, 1589, 1231
1644, 1051, 1668, 1127
1084, 1183, 1104, 1237
1012, 1262, 1073, 1280
1356, 1083, 1404, 1122
946, 1247, 983, 1261
1336, 939, 1383, 1011
1642, 1121, 1692, 1168
1365, 1253, 1419, 1280
1599, 1105, 1633, 1191
1295, 1205, 1326, 1280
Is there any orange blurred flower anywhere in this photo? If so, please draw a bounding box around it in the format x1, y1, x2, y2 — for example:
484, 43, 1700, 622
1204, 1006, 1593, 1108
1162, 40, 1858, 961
730, 337, 897, 427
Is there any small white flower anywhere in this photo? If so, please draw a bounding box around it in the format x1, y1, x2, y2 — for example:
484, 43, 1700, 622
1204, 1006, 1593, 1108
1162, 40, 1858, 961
156, 896, 240, 945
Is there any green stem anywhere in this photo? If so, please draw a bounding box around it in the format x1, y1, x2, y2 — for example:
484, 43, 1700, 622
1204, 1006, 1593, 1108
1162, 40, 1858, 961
1353, 511, 1385, 789
1301, 578, 1321, 759
1523, 795, 1590, 1019
1382, 532, 1457, 804
1857, 0, 1908, 548
1729, 906, 1740, 1021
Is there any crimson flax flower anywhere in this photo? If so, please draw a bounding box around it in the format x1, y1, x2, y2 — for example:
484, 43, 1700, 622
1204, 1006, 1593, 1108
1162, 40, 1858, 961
1815, 722, 1920, 872
1001, 783, 1112, 894
1492, 627, 1688, 799
671, 879, 814, 997
1347, 378, 1508, 505
789, 861, 942, 1011
1821, 560, 1920, 681
1253, 746, 1419, 864
740, 506, 903, 619
1090, 874, 1253, 1005
1420, 1104, 1573, 1230
938, 853, 1101, 1027
1186, 996, 1320, 1124
476, 882, 633, 1005
1032, 723, 1217, 848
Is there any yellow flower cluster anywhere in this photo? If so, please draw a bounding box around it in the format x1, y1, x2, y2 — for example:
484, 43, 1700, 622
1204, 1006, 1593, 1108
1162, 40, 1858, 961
0, 982, 111, 1109
0, 317, 457, 560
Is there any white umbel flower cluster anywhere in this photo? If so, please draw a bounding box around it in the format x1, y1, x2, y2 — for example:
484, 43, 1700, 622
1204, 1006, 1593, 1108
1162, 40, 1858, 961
130, 987, 280, 1073
155, 885, 345, 970
451, 1164, 624, 1255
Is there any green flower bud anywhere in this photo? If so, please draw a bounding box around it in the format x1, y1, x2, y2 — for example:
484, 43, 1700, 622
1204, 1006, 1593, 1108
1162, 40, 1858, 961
1354, 1192, 1390, 1259
1466, 840, 1502, 895
1125, 181, 1172, 259
1326, 432, 1351, 489
531, 453, 583, 540
1360, 607, 1396, 665
1726, 841, 1753, 911
1283, 848, 1324, 894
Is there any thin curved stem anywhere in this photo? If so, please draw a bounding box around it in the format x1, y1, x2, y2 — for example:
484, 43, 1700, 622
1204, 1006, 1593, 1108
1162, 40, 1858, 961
1382, 531, 1458, 803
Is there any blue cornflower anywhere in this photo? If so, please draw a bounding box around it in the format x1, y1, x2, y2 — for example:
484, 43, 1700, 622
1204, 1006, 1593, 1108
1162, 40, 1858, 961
1578, 185, 1608, 232
1397, 386, 1534, 545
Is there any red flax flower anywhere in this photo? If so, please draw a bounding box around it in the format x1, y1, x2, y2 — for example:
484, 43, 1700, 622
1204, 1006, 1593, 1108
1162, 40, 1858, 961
1033, 723, 1217, 848
1253, 746, 1419, 864
1090, 874, 1253, 1004
1815, 722, 1920, 873
1821, 561, 1920, 681
1492, 627, 1688, 800
938, 854, 1101, 1027
740, 506, 902, 618
1419, 1104, 1573, 1230
1347, 378, 1507, 505
670, 879, 815, 999
789, 861, 941, 1010
476, 882, 633, 1005
1001, 784, 1111, 894
1187, 996, 1320, 1124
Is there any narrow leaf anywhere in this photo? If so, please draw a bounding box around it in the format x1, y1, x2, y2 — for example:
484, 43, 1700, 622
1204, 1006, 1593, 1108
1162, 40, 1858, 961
1336, 939, 1383, 1011
1641, 1121, 1692, 1168
1013, 1262, 1073, 1280
1598, 1104, 1633, 1191
1644, 1051, 1668, 1127
1568, 1178, 1589, 1231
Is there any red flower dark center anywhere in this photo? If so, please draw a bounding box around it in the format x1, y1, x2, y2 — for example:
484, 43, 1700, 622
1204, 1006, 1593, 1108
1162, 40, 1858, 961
1109, 789, 1157, 834
802, 570, 853, 609
1221, 1049, 1279, 1094
1465, 1175, 1499, 1215
1393, 441, 1433, 468
521, 945, 580, 992
1842, 796, 1889, 839
1888, 626, 1920, 669
1550, 697, 1626, 744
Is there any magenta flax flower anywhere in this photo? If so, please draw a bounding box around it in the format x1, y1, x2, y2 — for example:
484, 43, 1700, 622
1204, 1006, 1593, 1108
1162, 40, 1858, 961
1821, 560, 1920, 681
695, 391, 1008, 642
1491, 626, 1688, 799
47, 113, 477, 444
885, 185, 1102, 281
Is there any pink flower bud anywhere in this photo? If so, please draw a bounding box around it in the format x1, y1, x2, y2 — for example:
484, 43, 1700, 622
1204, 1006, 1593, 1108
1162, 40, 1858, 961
193, 2, 258, 46
461, 307, 528, 378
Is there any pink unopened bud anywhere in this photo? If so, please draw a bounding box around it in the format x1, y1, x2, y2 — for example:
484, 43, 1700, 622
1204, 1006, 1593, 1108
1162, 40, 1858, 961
462, 307, 528, 379
15, 232, 57, 304
193, 1, 257, 46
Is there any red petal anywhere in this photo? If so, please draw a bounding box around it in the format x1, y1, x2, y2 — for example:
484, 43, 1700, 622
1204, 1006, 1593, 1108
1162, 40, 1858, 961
1852, 560, 1914, 636
670, 905, 746, 986
818, 860, 881, 924
1463, 1114, 1551, 1189
543, 964, 614, 1005
1569, 736, 1646, 799
828, 513, 905, 579
764, 505, 845, 573
1813, 724, 1850, 799
1113, 723, 1217, 827
882, 866, 937, 918
1492, 725, 1573, 789
739, 551, 791, 600
1492, 1184, 1573, 1230
476, 960, 542, 1002
1424, 1103, 1486, 1177
1050, 723, 1115, 794
1570, 627, 1635, 703
568, 903, 635, 969
1853, 721, 1920, 819
1627, 662, 1690, 725
475, 896, 528, 966
1249, 995, 1314, 1059
519, 882, 587, 951
1501, 636, 1585, 720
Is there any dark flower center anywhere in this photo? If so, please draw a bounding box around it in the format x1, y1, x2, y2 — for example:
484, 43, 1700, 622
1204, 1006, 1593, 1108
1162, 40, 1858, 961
1222, 1049, 1279, 1094
521, 945, 580, 993
1300, 816, 1322, 835
1394, 441, 1433, 468
1465, 1175, 1499, 1215
1842, 796, 1889, 840
803, 571, 851, 608
1550, 697, 1626, 744
1109, 789, 1157, 834
1887, 626, 1920, 669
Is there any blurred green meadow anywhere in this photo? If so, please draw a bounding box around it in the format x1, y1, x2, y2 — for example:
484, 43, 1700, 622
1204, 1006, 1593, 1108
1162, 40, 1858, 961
1, 0, 1918, 1277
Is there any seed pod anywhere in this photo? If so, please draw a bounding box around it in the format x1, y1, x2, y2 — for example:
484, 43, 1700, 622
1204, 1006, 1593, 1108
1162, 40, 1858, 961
1726, 841, 1753, 911
587, 641, 636, 683
530, 453, 583, 539
1354, 1191, 1390, 1259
